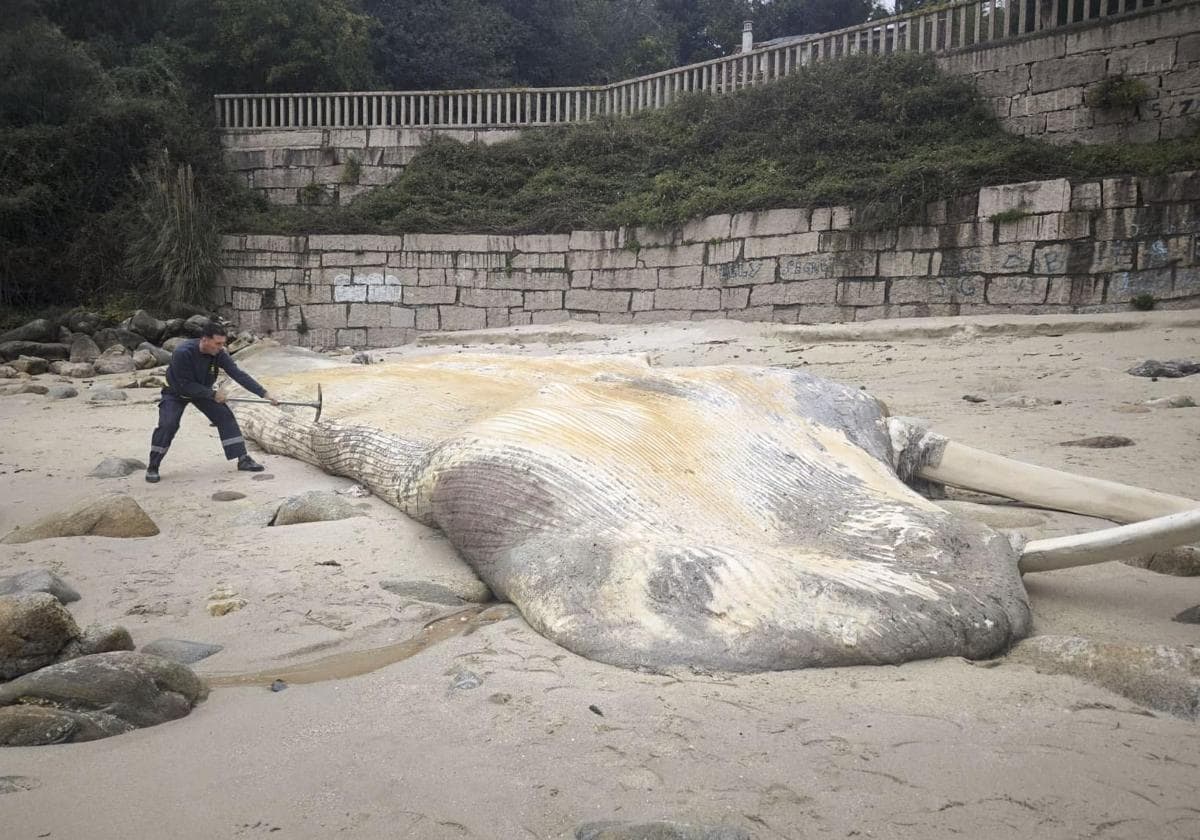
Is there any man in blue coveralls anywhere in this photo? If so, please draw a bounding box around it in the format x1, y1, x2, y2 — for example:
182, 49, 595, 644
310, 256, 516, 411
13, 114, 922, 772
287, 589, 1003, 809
145, 322, 278, 483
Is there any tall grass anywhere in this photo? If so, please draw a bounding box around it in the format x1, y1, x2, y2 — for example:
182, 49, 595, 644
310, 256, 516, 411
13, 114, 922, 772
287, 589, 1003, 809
126, 149, 221, 308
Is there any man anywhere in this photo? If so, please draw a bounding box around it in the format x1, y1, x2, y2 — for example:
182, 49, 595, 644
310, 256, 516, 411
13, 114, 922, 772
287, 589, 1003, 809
145, 322, 278, 483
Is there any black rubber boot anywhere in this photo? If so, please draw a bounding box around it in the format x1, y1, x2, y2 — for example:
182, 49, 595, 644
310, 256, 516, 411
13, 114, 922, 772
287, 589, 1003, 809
145, 466, 160, 483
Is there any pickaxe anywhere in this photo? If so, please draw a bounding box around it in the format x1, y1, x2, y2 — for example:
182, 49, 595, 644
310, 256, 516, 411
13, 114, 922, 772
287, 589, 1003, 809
225, 384, 324, 422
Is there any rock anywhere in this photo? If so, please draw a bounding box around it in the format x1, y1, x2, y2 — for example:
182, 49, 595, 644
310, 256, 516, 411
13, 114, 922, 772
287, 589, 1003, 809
91, 328, 122, 352
11, 355, 49, 375
270, 490, 366, 526
47, 385, 78, 399
137, 342, 172, 366
66, 310, 102, 335
211, 491, 246, 502
251, 473, 275, 481
1, 493, 159, 544
183, 314, 211, 338
351, 351, 373, 365
0, 569, 81, 604
576, 823, 751, 840
12, 383, 49, 395
207, 599, 247, 617
51, 361, 95, 378
137, 375, 166, 389
69, 333, 101, 363
89, 387, 128, 402
89, 457, 147, 478
1008, 635, 1199, 721
161, 318, 187, 340
961, 394, 987, 403
0, 319, 59, 345
998, 396, 1058, 408
94, 347, 137, 375
0, 651, 206, 745
450, 671, 482, 691
163, 336, 188, 353
270, 679, 287, 692
1144, 395, 1196, 409
336, 484, 372, 498
1059, 435, 1135, 448
0, 365, 15, 378
128, 310, 165, 344
380, 580, 471, 605
0, 341, 69, 362
140, 639, 223, 665
1124, 545, 1200, 576
1128, 359, 1200, 378
132, 349, 157, 370
0, 593, 81, 680
1174, 606, 1200, 624
55, 624, 135, 662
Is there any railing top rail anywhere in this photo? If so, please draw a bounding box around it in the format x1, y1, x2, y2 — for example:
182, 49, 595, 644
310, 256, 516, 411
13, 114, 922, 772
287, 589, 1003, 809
214, 85, 608, 99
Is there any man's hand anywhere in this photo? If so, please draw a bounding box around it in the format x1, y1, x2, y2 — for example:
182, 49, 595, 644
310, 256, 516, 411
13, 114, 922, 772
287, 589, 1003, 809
265, 392, 280, 406
214, 388, 228, 404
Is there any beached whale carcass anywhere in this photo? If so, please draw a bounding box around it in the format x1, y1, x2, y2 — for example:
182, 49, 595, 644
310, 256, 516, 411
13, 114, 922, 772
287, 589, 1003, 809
229, 346, 1200, 673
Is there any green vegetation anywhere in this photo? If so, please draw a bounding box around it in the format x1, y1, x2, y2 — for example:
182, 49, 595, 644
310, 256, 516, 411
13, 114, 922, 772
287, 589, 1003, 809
1086, 76, 1151, 111
235, 54, 1200, 236
1130, 293, 1157, 311
989, 208, 1034, 224
341, 156, 363, 185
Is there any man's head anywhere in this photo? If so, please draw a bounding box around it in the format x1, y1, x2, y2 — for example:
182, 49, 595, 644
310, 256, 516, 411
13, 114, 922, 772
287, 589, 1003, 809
198, 322, 228, 356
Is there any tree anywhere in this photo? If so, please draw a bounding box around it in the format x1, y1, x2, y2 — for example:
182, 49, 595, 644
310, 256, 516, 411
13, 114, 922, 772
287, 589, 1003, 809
210, 0, 377, 92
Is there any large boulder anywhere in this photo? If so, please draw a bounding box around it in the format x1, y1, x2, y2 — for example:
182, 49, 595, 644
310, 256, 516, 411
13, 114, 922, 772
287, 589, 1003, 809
65, 310, 102, 335
0, 342, 69, 362
0, 364, 16, 379
183, 314, 211, 337
10, 356, 49, 376
0, 651, 206, 745
1, 493, 159, 544
55, 624, 135, 663
137, 342, 172, 367
92, 328, 142, 352
140, 638, 224, 665
128, 310, 165, 344
94, 347, 137, 375
163, 336, 188, 353
161, 318, 188, 340
69, 333, 101, 363
270, 491, 365, 527
132, 349, 158, 370
91, 328, 122, 352
49, 361, 95, 378
0, 593, 81, 680
0, 569, 81, 604
1009, 636, 1200, 720
0, 319, 58, 345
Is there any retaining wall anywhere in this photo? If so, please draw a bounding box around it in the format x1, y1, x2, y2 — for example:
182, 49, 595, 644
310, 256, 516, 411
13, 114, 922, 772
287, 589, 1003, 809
218, 171, 1200, 348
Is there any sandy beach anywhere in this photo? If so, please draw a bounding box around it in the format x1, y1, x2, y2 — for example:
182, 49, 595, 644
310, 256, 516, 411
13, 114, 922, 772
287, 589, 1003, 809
1, 311, 1198, 840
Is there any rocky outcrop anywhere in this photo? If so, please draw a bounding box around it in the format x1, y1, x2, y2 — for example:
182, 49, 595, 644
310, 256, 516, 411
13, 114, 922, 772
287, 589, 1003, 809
1009, 635, 1200, 720
93, 347, 137, 375
1, 493, 159, 544
69, 334, 101, 363
0, 319, 58, 345
270, 491, 365, 526
0, 594, 81, 680
0, 569, 81, 604
0, 652, 206, 746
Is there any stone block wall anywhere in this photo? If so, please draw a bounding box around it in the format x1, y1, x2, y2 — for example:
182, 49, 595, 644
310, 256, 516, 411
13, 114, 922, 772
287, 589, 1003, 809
218, 171, 1200, 348
221, 127, 521, 206
939, 2, 1200, 144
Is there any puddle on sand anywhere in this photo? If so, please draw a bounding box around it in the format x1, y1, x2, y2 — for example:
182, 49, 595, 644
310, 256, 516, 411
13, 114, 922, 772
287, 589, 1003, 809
206, 604, 516, 688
